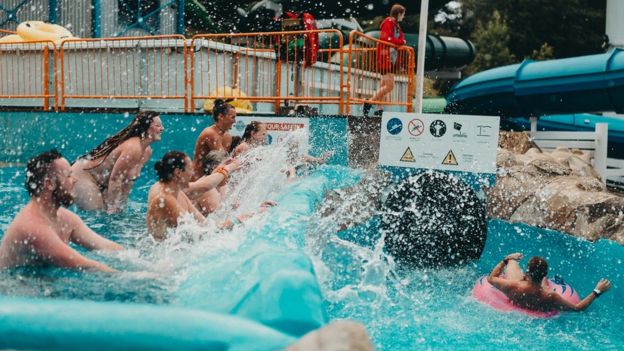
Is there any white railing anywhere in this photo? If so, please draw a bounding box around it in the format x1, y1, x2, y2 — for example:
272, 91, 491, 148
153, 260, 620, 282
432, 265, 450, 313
529, 118, 622, 184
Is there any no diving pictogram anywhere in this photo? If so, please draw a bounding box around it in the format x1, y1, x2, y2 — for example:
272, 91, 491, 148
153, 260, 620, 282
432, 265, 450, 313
407, 119, 424, 136
442, 150, 458, 166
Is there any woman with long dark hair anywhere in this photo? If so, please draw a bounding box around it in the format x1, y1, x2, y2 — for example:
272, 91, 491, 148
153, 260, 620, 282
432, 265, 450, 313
71, 110, 164, 212
232, 121, 267, 156
363, 4, 406, 117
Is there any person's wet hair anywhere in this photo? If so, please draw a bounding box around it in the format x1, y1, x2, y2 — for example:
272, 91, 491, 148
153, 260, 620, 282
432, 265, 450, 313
25, 149, 63, 197
229, 136, 242, 153
202, 150, 228, 174
154, 151, 188, 182
80, 110, 160, 166
212, 99, 234, 122
526, 256, 548, 283
242, 121, 263, 142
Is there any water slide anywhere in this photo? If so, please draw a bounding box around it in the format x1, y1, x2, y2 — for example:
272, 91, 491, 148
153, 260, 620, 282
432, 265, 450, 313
445, 48, 624, 157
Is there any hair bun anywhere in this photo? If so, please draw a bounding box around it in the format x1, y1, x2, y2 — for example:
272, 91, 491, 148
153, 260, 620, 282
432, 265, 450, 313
214, 98, 225, 108
154, 160, 162, 172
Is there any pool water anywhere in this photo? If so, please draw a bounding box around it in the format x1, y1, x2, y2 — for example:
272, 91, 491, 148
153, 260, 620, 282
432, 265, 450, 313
0, 118, 623, 350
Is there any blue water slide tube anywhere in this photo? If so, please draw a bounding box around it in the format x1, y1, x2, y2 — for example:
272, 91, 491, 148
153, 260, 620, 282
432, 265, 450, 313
445, 48, 624, 117
0, 296, 295, 351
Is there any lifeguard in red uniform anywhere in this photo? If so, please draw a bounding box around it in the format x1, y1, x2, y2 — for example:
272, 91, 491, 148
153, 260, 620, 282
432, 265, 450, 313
364, 4, 407, 117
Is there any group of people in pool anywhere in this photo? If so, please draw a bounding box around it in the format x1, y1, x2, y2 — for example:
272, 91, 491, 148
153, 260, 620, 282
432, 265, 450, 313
0, 99, 277, 272
0, 97, 612, 312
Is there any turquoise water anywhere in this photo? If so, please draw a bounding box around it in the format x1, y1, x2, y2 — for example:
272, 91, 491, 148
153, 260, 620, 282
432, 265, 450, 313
0, 113, 623, 350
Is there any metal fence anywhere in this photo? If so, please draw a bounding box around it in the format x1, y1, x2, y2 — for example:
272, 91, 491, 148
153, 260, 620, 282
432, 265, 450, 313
0, 30, 417, 114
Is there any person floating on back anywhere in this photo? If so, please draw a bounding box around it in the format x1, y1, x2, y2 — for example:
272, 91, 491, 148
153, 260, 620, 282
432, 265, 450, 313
0, 150, 123, 272
363, 3, 406, 117
488, 253, 611, 311
71, 111, 164, 213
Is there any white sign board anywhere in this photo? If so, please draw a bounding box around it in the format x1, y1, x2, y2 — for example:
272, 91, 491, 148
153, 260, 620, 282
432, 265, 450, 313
378, 113, 500, 173
231, 116, 310, 153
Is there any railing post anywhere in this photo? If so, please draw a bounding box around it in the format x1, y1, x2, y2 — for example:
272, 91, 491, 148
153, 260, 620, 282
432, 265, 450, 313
43, 45, 50, 110
530, 116, 538, 135
595, 123, 609, 184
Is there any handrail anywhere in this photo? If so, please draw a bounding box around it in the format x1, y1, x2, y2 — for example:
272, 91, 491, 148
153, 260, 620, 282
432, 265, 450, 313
58, 35, 187, 111
0, 31, 417, 114
0, 40, 58, 110
189, 29, 345, 114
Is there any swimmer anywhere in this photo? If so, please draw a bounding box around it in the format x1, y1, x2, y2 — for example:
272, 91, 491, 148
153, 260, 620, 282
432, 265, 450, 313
0, 150, 123, 272
232, 121, 267, 156
488, 253, 612, 312
193, 99, 237, 178
147, 151, 240, 240
71, 111, 164, 213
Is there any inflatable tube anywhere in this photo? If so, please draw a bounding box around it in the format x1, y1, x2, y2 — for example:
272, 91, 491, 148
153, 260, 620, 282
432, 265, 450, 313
0, 296, 295, 351
0, 34, 24, 43
204, 86, 253, 114
472, 276, 580, 318
16, 21, 73, 44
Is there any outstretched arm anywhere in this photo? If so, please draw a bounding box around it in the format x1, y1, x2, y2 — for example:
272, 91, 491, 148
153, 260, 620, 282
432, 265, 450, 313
551, 279, 612, 311
32, 228, 116, 272
65, 210, 124, 251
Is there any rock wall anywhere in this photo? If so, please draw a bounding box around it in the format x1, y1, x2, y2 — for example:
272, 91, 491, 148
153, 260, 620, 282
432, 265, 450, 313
489, 132, 624, 244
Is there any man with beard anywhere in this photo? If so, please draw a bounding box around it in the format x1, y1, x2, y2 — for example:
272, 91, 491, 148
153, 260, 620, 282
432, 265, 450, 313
0, 150, 123, 272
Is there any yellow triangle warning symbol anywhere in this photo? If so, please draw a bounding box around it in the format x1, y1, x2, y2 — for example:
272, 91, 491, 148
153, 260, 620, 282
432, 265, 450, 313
400, 147, 416, 162
442, 150, 458, 165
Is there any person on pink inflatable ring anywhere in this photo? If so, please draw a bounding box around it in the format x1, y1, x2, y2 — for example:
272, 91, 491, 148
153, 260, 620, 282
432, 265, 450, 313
487, 253, 612, 312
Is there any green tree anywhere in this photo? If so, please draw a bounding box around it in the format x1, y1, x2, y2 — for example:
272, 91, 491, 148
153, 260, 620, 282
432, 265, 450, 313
465, 11, 516, 75
530, 42, 555, 60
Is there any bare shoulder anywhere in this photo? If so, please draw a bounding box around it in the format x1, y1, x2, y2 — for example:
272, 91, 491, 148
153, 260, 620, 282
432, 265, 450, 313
57, 207, 82, 225
118, 137, 144, 156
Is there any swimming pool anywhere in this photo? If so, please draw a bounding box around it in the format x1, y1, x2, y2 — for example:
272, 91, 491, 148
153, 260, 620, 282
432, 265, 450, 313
1, 112, 623, 350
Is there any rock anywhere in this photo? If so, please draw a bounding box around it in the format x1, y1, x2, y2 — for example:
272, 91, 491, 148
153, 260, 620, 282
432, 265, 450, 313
381, 171, 488, 267
498, 131, 533, 154
491, 132, 624, 244
285, 320, 373, 351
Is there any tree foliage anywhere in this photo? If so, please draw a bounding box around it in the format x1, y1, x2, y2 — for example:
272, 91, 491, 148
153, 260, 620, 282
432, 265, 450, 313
464, 11, 515, 75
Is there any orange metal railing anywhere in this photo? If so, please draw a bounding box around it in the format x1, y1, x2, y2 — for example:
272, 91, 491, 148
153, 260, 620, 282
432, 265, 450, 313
58, 35, 188, 111
0, 40, 58, 110
346, 31, 415, 114
0, 30, 417, 114
189, 29, 345, 114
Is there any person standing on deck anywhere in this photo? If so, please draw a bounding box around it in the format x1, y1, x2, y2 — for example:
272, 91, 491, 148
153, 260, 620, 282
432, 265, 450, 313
363, 4, 407, 117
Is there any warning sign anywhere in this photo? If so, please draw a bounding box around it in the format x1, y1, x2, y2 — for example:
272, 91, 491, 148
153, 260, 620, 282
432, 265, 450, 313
400, 147, 416, 162
442, 150, 458, 165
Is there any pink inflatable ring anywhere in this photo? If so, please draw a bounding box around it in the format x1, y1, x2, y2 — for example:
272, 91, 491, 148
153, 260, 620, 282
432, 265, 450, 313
472, 275, 580, 318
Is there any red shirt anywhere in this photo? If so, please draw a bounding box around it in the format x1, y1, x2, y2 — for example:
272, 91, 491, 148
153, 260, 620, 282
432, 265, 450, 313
377, 17, 406, 71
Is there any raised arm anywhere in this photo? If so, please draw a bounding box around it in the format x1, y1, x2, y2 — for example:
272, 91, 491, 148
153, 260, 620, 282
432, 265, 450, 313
487, 253, 523, 291
32, 228, 116, 272
64, 209, 124, 251
105, 144, 145, 212
551, 279, 612, 311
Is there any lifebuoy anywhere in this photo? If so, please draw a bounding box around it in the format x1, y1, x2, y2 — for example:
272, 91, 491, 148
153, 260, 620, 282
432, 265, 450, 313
16, 21, 73, 44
